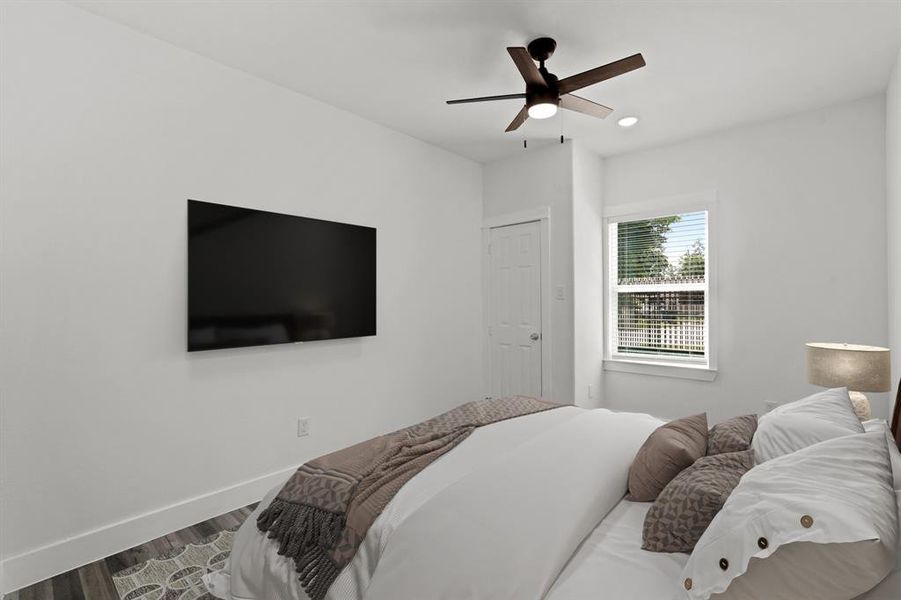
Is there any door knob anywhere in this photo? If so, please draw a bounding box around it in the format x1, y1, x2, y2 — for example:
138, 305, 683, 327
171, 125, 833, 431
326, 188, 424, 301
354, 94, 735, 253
530, 332, 541, 341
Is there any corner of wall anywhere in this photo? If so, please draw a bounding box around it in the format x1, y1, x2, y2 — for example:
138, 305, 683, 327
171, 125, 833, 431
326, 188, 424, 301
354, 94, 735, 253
887, 48, 901, 418
571, 142, 605, 409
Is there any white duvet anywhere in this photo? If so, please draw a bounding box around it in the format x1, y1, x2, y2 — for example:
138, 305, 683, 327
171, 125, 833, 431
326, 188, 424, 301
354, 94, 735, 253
207, 405, 901, 600
207, 406, 664, 600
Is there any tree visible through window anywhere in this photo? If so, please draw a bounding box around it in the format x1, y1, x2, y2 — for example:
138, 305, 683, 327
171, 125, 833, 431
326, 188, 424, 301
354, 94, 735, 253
610, 211, 708, 363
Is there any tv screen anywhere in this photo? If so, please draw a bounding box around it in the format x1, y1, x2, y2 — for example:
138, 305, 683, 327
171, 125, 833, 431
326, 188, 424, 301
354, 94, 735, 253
188, 200, 376, 351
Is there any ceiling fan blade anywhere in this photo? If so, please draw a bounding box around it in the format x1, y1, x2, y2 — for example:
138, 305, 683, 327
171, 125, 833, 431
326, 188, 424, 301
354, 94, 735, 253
446, 93, 527, 105
559, 94, 614, 119
507, 47, 546, 87
558, 53, 646, 95
505, 105, 529, 132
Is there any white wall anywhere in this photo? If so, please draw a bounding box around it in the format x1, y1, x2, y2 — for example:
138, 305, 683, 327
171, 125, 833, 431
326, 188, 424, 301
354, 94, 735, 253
602, 96, 888, 423
483, 142, 574, 403
0, 1, 482, 591
888, 50, 901, 419
572, 143, 605, 408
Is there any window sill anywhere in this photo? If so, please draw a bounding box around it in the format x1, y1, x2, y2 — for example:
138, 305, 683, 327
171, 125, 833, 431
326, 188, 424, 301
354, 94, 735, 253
603, 358, 718, 381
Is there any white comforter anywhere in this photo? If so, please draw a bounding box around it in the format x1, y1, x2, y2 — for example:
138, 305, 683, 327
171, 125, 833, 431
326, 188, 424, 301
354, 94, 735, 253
207, 406, 663, 600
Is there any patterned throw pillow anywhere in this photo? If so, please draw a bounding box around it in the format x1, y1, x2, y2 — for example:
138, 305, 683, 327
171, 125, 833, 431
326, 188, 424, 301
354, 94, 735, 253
627, 413, 708, 502
707, 414, 757, 455
642, 449, 754, 553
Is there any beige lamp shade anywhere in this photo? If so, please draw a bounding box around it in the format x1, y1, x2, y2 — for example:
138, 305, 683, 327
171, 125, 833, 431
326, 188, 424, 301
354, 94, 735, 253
805, 343, 891, 392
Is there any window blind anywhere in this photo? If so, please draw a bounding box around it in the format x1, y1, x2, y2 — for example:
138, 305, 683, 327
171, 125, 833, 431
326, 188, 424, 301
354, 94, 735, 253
611, 211, 708, 362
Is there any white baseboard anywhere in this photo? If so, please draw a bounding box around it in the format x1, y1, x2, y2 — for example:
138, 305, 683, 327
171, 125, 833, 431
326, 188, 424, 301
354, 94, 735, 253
0, 465, 296, 595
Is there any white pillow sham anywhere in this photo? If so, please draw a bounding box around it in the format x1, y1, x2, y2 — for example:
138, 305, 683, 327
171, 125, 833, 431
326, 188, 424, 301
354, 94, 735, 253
863, 419, 901, 491
751, 387, 863, 463
680, 432, 897, 600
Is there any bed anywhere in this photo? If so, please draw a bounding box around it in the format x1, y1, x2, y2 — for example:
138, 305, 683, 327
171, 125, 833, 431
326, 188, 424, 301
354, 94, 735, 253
205, 403, 901, 600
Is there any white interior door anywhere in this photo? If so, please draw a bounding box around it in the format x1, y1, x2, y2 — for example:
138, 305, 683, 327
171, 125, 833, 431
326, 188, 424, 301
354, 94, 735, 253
489, 221, 542, 398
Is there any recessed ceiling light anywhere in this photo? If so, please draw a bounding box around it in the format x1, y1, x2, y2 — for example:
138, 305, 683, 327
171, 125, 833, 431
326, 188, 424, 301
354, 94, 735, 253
617, 116, 639, 128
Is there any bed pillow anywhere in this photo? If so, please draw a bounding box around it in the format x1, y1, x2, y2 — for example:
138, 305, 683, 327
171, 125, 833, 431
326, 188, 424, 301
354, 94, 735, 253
628, 413, 708, 502
643, 449, 753, 553
680, 432, 897, 600
751, 387, 863, 463
863, 419, 901, 491
707, 415, 757, 456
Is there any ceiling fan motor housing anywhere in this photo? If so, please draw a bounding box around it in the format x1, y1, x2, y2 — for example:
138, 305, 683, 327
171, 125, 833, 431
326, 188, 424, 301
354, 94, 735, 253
526, 85, 559, 110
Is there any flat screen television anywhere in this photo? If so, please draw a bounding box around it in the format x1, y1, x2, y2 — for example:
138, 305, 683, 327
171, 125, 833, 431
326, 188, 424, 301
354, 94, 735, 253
188, 200, 376, 351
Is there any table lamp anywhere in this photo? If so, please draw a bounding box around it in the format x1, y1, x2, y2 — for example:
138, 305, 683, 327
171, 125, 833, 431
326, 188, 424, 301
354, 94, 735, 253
805, 342, 891, 420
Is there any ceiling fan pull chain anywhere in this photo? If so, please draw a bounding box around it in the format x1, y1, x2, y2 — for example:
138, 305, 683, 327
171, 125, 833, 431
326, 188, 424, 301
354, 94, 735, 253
560, 108, 564, 144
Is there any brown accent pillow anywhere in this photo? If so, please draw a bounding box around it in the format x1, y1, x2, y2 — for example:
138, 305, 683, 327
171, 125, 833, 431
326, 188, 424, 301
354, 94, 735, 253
627, 413, 708, 502
707, 414, 758, 456
642, 449, 754, 553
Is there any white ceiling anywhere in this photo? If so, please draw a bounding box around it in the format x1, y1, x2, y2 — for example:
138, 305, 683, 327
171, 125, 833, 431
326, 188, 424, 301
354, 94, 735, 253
72, 0, 901, 163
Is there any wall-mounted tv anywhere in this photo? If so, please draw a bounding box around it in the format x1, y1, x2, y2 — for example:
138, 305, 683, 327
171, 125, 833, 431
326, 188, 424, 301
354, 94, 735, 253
188, 200, 376, 351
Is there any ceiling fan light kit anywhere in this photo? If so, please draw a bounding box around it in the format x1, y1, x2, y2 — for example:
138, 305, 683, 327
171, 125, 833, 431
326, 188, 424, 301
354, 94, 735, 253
527, 87, 559, 119
527, 102, 558, 119
447, 37, 645, 133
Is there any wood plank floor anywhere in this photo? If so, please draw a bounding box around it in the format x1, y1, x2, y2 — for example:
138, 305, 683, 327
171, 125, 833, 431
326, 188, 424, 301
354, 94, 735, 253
4, 503, 258, 600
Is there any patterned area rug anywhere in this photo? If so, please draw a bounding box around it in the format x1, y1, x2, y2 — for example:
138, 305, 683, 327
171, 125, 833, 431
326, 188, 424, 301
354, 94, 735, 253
112, 528, 236, 600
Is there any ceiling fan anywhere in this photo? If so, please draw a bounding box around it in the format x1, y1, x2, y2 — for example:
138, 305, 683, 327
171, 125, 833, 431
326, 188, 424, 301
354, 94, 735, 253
447, 37, 645, 132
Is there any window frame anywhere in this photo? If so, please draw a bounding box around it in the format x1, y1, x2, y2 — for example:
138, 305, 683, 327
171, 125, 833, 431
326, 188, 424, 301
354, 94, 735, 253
603, 192, 718, 381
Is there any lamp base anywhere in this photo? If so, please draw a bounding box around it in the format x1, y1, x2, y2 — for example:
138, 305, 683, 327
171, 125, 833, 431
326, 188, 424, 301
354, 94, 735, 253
849, 390, 872, 421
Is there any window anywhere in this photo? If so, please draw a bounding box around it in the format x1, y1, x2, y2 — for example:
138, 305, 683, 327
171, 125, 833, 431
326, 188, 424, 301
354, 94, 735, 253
606, 200, 715, 377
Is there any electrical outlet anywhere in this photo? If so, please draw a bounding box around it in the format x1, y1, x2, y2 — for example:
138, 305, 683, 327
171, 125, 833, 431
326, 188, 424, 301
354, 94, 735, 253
297, 417, 311, 437
555, 285, 565, 300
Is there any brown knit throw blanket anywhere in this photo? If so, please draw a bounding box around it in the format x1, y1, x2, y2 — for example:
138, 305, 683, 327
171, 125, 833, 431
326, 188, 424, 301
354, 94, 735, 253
257, 396, 562, 599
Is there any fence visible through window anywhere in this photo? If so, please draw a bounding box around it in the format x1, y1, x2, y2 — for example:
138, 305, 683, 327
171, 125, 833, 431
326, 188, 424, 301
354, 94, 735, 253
617, 290, 705, 357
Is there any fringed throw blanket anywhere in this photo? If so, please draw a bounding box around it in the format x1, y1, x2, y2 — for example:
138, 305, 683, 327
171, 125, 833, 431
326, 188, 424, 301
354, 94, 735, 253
257, 396, 562, 600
